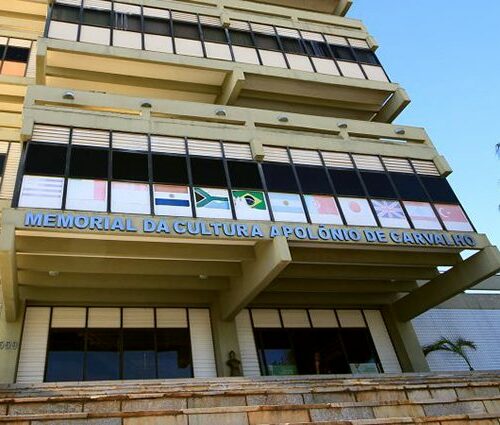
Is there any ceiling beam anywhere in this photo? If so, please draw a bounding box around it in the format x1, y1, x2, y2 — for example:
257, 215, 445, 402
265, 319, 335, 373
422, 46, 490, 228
393, 246, 500, 321
269, 279, 418, 293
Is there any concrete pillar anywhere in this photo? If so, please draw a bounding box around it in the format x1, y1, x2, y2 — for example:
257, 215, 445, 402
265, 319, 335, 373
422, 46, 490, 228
210, 301, 242, 377
382, 305, 430, 373
0, 294, 25, 383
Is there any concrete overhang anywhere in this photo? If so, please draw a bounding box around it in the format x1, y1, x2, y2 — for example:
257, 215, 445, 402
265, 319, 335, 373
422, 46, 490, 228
36, 38, 407, 122
1, 208, 497, 323
249, 0, 352, 15
0, 0, 47, 38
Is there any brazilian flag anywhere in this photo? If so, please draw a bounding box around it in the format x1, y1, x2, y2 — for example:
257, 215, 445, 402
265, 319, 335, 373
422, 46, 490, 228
233, 190, 266, 210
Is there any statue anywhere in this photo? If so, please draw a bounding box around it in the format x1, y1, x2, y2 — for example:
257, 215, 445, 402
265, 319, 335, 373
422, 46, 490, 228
226, 350, 242, 376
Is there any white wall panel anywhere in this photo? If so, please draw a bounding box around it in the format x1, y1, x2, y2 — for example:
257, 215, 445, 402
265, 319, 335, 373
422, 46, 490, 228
123, 308, 154, 328
80, 26, 110, 45
232, 46, 260, 64
157, 308, 188, 328
189, 309, 217, 377
235, 310, 261, 376
259, 50, 287, 68
145, 34, 173, 54
281, 309, 310, 328
175, 38, 204, 57
16, 307, 50, 383
113, 30, 142, 50
87, 307, 120, 327
312, 58, 339, 76
51, 307, 86, 328
338, 310, 365, 327
309, 309, 338, 328
363, 65, 389, 82
413, 308, 500, 371
251, 309, 281, 328
205, 42, 232, 61
364, 310, 401, 373
286, 54, 313, 72
338, 61, 365, 79
48, 21, 78, 41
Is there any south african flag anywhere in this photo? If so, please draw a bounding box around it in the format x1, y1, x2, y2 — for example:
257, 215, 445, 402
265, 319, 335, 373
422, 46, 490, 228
194, 187, 232, 219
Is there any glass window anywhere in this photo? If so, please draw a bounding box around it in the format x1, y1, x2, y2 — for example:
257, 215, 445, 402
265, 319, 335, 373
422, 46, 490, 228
304, 40, 330, 58
262, 163, 298, 193
295, 166, 332, 195
353, 48, 378, 65
190, 157, 227, 187
157, 328, 193, 378
144, 17, 171, 36
45, 329, 85, 382
330, 45, 355, 61
228, 29, 254, 47
69, 146, 109, 179
280, 37, 304, 54
123, 329, 156, 380
254, 33, 280, 51
360, 171, 396, 198
82, 9, 111, 27
421, 176, 459, 203
4, 46, 30, 63
255, 329, 297, 376
227, 160, 262, 189
25, 143, 67, 176
390, 173, 428, 201
203, 26, 227, 43
85, 329, 121, 381
329, 169, 364, 196
341, 328, 380, 374
51, 4, 81, 23
114, 13, 142, 32
152, 154, 188, 184
112, 151, 149, 182
173, 21, 200, 40
0, 154, 5, 176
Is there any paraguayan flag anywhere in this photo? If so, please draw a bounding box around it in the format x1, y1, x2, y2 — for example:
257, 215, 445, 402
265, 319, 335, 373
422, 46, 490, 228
154, 184, 192, 217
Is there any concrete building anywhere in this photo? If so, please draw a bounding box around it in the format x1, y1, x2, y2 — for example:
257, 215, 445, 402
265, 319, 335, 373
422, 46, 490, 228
0, 0, 499, 423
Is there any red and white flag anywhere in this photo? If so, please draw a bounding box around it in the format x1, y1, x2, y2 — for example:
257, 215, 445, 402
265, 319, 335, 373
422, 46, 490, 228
435, 204, 473, 232
66, 179, 107, 212
111, 182, 150, 214
338, 197, 377, 226
403, 201, 442, 230
304, 195, 342, 224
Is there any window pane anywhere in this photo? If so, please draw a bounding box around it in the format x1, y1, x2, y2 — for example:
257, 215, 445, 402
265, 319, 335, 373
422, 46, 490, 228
262, 163, 298, 193
329, 169, 364, 196
70, 146, 108, 179
157, 328, 193, 378
229, 29, 254, 47
123, 329, 156, 380
227, 160, 262, 189
255, 329, 297, 376
173, 21, 200, 40
86, 329, 120, 381
341, 328, 380, 374
304, 40, 330, 58
25, 143, 67, 176
203, 26, 227, 43
82, 9, 111, 27
421, 176, 459, 203
144, 17, 171, 36
361, 171, 396, 198
254, 33, 279, 51
112, 151, 149, 182
126, 14, 142, 32
280, 37, 304, 54
45, 329, 85, 382
331, 45, 355, 61
4, 46, 30, 62
390, 173, 428, 201
354, 48, 378, 65
295, 166, 332, 194
52, 4, 80, 23
152, 154, 188, 184
0, 154, 6, 176
190, 157, 227, 187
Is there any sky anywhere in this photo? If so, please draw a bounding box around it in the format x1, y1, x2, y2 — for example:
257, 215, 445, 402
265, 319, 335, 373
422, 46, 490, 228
350, 1, 500, 247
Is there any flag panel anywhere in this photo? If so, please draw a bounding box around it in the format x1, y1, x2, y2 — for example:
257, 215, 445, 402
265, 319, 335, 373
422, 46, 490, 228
268, 192, 307, 223
18, 175, 64, 208
372, 199, 410, 229
66, 178, 107, 212
338, 197, 377, 226
233, 190, 270, 221
435, 204, 474, 232
111, 182, 150, 214
403, 201, 442, 230
154, 184, 192, 217
304, 194, 343, 225
194, 187, 232, 219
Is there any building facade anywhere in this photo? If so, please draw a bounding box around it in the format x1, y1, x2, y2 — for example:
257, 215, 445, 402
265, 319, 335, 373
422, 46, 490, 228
0, 0, 499, 385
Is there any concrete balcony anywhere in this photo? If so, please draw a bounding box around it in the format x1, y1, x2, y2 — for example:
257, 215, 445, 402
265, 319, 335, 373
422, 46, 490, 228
250, 0, 352, 15
36, 38, 408, 122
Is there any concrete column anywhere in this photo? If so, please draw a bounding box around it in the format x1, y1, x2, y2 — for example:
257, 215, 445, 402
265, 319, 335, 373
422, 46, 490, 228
0, 295, 25, 383
382, 305, 429, 373
210, 301, 242, 377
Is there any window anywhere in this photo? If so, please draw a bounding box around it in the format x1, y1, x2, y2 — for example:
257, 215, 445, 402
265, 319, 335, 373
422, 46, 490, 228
1, 42, 31, 76
353, 48, 378, 65
85, 329, 121, 381
303, 40, 330, 58
173, 21, 200, 40
280, 37, 304, 54
123, 329, 156, 380
228, 29, 254, 47
25, 144, 67, 176
0, 154, 5, 177
114, 13, 142, 32
4, 46, 30, 63
45, 329, 85, 382
51, 4, 80, 23
69, 147, 109, 179
329, 169, 364, 196
341, 328, 380, 373
360, 171, 396, 198
112, 151, 149, 182
421, 176, 459, 203
262, 163, 298, 193
390, 173, 428, 201
330, 45, 355, 61
82, 9, 111, 27
144, 17, 171, 36
227, 160, 262, 189
203, 26, 227, 43
157, 328, 193, 378
295, 166, 332, 194
152, 154, 188, 184
254, 33, 280, 51
190, 157, 227, 187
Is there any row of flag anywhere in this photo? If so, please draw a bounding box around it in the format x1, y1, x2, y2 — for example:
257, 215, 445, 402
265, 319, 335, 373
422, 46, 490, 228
19, 176, 474, 232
